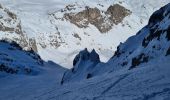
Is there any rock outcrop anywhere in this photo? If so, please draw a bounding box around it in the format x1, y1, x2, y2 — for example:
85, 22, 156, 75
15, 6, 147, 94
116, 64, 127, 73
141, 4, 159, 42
61, 48, 100, 84
0, 4, 38, 52
106, 4, 131, 25
64, 4, 131, 33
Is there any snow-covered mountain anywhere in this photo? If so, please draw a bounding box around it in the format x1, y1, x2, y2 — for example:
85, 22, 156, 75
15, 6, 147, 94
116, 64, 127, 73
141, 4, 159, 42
61, 2, 170, 84
36, 3, 170, 100
0, 1, 170, 100
0, 0, 169, 68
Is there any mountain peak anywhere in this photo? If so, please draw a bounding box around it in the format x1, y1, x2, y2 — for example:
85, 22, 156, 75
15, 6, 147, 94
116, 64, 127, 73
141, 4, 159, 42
73, 48, 100, 66
89, 49, 100, 62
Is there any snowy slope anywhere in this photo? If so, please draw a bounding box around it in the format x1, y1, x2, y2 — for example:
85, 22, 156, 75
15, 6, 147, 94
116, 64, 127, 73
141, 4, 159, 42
0, 40, 66, 100
36, 59, 170, 100
0, 0, 169, 68
0, 2, 170, 100
0, 40, 43, 75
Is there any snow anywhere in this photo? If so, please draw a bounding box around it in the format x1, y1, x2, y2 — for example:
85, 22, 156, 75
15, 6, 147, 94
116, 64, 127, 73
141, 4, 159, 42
0, 41, 66, 100
0, 1, 170, 100
0, 64, 65, 100
0, 0, 169, 68
30, 48, 170, 100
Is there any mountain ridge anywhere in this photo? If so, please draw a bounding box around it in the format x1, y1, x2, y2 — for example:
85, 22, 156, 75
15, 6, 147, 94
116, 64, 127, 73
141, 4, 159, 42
0, 0, 169, 68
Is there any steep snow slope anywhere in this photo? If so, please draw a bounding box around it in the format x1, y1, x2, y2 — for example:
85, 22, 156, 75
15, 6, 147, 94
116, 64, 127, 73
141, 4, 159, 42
36, 59, 170, 100
0, 0, 169, 68
0, 40, 43, 75
0, 40, 66, 100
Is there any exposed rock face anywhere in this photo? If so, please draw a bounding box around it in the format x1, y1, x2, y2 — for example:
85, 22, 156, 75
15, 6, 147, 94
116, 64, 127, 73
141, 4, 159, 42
106, 4, 132, 24
4, 8, 17, 20
0, 4, 2, 9
130, 53, 149, 69
0, 8, 18, 33
73, 48, 100, 66
64, 7, 101, 28
61, 4, 76, 12
48, 32, 61, 48
142, 7, 170, 48
29, 38, 38, 52
0, 4, 38, 52
64, 4, 131, 33
61, 48, 100, 84
73, 33, 81, 40
73, 48, 91, 66
166, 47, 170, 56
